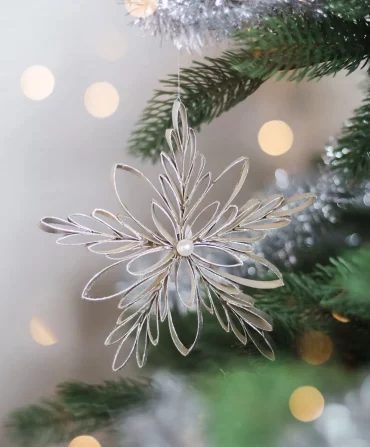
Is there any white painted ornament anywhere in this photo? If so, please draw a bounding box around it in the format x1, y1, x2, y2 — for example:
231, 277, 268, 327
39, 100, 316, 370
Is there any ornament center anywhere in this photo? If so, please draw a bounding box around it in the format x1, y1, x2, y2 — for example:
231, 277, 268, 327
176, 239, 194, 257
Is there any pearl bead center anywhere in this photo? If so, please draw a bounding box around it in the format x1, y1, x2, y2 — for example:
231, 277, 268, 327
176, 239, 194, 257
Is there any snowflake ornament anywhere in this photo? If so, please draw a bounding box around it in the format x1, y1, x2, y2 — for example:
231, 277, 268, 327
40, 100, 315, 370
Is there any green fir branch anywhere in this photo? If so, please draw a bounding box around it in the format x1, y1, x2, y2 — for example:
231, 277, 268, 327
6, 252, 370, 445
325, 0, 370, 19
149, 252, 370, 371
5, 379, 150, 446
233, 14, 370, 81
128, 52, 263, 160
328, 84, 370, 182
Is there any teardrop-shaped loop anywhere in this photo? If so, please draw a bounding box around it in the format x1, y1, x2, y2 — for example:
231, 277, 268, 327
136, 319, 149, 368
240, 218, 291, 231
268, 193, 316, 218
165, 128, 182, 160
117, 285, 157, 319
168, 296, 203, 356
190, 201, 220, 239
118, 269, 168, 309
92, 208, 135, 239
208, 259, 283, 290
172, 99, 189, 151
151, 201, 178, 245
110, 315, 146, 371
184, 152, 206, 204
183, 172, 212, 226
82, 259, 129, 301
158, 274, 169, 322
88, 240, 143, 255
195, 264, 241, 296
67, 214, 114, 236
229, 304, 273, 332
56, 233, 113, 246
160, 153, 182, 199
82, 259, 165, 301
225, 198, 262, 230
241, 194, 284, 225
182, 128, 197, 185
147, 298, 160, 346
105, 309, 145, 345
158, 174, 181, 222
207, 287, 230, 332
200, 205, 239, 240
220, 291, 256, 308
212, 232, 266, 244
213, 157, 249, 212
245, 326, 275, 360
106, 246, 147, 261
239, 198, 261, 215
227, 309, 248, 345
199, 277, 215, 314
192, 243, 243, 268
111, 163, 166, 244
39, 216, 84, 235
127, 247, 174, 276
175, 258, 198, 308
209, 241, 253, 254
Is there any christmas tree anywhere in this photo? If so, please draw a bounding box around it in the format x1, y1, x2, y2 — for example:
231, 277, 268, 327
6, 0, 370, 446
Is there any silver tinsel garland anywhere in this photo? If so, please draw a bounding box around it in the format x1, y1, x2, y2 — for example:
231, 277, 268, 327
119, 372, 208, 447
133, 0, 325, 51
248, 146, 368, 273
118, 372, 370, 447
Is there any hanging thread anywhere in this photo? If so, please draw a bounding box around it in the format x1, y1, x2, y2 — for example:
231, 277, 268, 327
177, 50, 181, 101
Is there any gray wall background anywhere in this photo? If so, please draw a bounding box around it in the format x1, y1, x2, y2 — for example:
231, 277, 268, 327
0, 0, 365, 445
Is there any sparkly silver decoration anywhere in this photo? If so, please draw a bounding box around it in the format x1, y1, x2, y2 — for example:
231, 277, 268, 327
120, 372, 208, 447
244, 139, 368, 273
133, 0, 325, 51
280, 376, 370, 447
39, 100, 315, 370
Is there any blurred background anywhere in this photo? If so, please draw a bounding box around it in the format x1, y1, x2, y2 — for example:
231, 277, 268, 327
0, 0, 367, 446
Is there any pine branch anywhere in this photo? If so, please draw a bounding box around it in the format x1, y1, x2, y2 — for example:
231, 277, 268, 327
5, 379, 150, 446
327, 84, 370, 182
233, 14, 370, 81
6, 253, 370, 444
148, 252, 370, 371
326, 0, 370, 19
128, 52, 263, 160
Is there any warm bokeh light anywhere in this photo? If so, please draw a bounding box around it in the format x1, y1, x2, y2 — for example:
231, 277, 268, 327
20, 65, 55, 100
289, 386, 325, 422
125, 0, 158, 18
98, 28, 128, 61
258, 120, 293, 156
69, 436, 101, 447
30, 317, 57, 346
332, 312, 350, 323
299, 330, 333, 365
84, 82, 119, 118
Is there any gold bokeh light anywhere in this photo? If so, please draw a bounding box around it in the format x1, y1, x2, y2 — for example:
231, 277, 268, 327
69, 436, 101, 447
289, 386, 325, 422
30, 317, 57, 346
125, 0, 158, 18
20, 65, 55, 101
84, 82, 120, 118
332, 312, 350, 323
298, 330, 333, 365
258, 120, 294, 156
